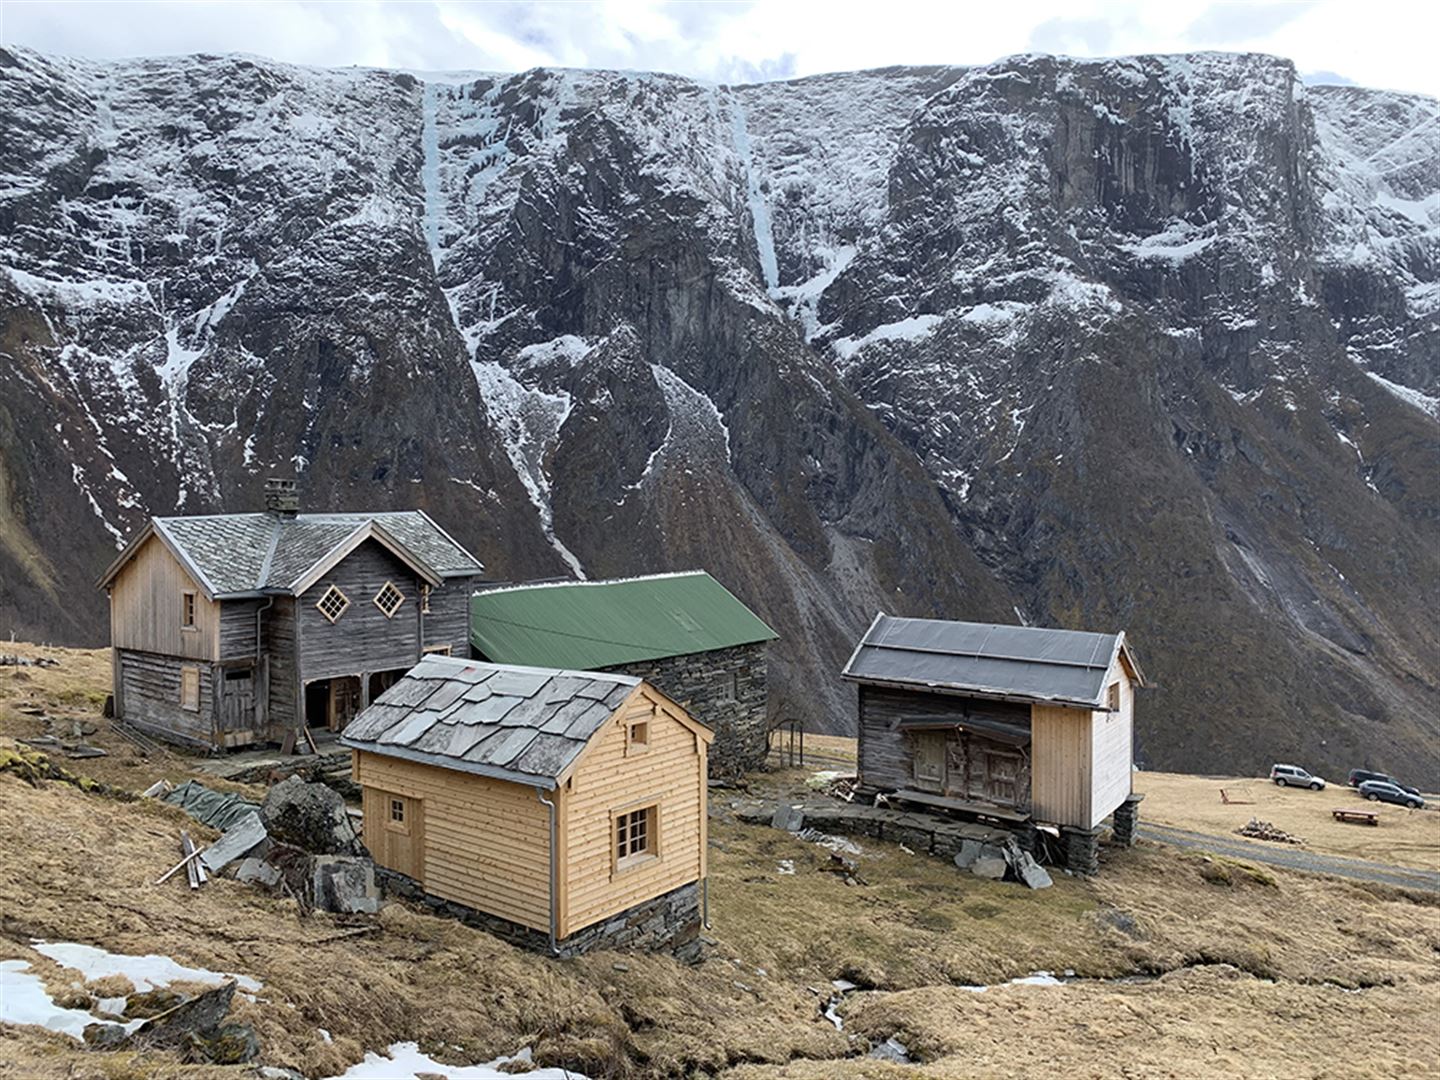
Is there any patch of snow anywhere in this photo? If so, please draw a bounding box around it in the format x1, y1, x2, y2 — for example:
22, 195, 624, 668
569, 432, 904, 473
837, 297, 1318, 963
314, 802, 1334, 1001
1120, 220, 1218, 262
777, 859, 796, 875
0, 960, 145, 1042
325, 1042, 583, 1080
31, 941, 262, 994
1365, 370, 1440, 418
728, 91, 779, 292
832, 315, 945, 361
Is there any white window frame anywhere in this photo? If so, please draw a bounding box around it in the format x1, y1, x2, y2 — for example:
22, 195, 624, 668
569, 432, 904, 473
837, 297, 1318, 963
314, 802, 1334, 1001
612, 801, 660, 874
373, 581, 405, 619
315, 585, 351, 624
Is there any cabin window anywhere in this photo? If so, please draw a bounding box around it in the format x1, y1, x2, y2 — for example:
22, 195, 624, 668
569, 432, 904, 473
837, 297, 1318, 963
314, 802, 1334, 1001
614, 804, 658, 870
423, 644, 452, 657
719, 670, 738, 701
316, 585, 351, 624
181, 590, 197, 630
390, 798, 405, 823
1107, 682, 1121, 712
180, 666, 200, 712
420, 584, 432, 614
627, 719, 650, 754
374, 581, 405, 619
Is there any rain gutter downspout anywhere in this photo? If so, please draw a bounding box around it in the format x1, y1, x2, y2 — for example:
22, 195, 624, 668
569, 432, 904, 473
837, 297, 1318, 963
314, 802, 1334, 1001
535, 786, 561, 955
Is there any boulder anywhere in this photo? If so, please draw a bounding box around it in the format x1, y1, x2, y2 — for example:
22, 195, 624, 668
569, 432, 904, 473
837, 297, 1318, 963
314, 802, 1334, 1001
953, 840, 1007, 870
970, 857, 1008, 880
311, 855, 380, 914
236, 857, 282, 887
1012, 850, 1053, 889
770, 803, 805, 832
259, 777, 363, 855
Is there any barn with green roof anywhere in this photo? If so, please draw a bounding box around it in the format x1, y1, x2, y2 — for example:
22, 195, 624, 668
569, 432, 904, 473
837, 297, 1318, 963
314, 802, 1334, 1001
469, 572, 777, 775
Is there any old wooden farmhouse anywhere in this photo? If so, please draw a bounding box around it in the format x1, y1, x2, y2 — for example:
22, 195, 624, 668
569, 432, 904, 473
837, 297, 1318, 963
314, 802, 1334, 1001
96, 480, 484, 749
468, 572, 775, 776
341, 654, 712, 955
842, 614, 1146, 874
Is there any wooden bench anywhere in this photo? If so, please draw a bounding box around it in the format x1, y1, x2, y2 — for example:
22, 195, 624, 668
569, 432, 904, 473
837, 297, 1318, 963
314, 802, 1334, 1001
1331, 806, 1380, 826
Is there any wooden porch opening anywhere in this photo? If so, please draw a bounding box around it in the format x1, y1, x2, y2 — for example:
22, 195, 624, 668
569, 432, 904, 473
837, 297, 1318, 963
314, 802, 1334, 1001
305, 675, 362, 731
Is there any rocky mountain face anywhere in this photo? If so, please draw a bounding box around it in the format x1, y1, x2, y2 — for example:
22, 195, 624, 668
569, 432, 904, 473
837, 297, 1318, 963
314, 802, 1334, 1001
1, 48, 1436, 784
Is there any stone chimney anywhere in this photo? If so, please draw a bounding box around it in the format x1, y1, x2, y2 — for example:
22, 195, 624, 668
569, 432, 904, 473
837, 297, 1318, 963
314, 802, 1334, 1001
264, 477, 299, 518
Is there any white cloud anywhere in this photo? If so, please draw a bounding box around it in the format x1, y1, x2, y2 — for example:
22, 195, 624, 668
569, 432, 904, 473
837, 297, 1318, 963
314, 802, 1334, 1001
1, 0, 1436, 96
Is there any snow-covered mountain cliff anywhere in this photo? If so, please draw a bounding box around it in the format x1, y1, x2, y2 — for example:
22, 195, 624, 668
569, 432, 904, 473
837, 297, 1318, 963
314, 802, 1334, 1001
1, 47, 1436, 781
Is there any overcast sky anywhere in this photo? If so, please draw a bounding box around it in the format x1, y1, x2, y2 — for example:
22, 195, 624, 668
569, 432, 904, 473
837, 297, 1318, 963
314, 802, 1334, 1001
3, 0, 1438, 96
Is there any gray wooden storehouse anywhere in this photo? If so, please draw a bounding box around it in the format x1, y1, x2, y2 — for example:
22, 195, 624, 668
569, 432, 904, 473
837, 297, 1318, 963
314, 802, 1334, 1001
96, 479, 484, 749
842, 614, 1146, 873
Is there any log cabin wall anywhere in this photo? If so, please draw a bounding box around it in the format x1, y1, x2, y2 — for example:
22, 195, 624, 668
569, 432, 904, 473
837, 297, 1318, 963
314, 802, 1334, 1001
353, 750, 554, 932
298, 540, 424, 681
115, 650, 215, 747
109, 535, 218, 662
420, 575, 481, 655
857, 684, 1031, 796
219, 598, 263, 662
561, 686, 707, 937
264, 597, 298, 736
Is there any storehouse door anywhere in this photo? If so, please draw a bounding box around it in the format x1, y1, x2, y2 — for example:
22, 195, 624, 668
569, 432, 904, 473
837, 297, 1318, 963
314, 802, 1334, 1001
913, 732, 946, 792
328, 676, 361, 732
365, 788, 424, 883
219, 668, 256, 744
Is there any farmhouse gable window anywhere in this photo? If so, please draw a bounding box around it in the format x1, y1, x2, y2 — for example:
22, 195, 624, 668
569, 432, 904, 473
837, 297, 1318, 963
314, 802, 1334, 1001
316, 585, 351, 623
374, 581, 405, 619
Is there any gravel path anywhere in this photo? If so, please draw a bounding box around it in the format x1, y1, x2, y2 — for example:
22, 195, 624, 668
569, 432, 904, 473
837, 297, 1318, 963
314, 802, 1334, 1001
1138, 822, 1440, 892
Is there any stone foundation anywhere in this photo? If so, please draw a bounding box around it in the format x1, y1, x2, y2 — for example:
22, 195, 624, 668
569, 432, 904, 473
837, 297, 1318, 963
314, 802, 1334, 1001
1112, 793, 1143, 847
738, 799, 1020, 857
376, 869, 703, 961
1059, 825, 1101, 876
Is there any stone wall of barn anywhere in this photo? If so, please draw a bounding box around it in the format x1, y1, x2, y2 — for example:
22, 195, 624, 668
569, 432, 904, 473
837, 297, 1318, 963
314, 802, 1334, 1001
605, 642, 769, 777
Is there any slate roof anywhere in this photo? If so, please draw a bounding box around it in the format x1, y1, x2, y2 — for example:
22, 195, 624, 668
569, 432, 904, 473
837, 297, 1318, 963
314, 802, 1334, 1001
339, 655, 642, 788
841, 614, 1140, 709
102, 511, 484, 598
469, 571, 777, 669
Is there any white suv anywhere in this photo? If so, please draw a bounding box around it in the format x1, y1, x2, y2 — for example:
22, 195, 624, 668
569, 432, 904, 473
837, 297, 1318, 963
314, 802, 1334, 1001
1270, 763, 1325, 790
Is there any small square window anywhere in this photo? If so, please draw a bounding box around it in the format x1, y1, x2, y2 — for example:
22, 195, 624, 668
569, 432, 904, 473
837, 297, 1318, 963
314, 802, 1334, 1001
628, 720, 649, 752
316, 585, 350, 623
181, 590, 197, 629
374, 581, 405, 619
420, 584, 432, 614
390, 798, 405, 823
615, 805, 657, 868
1107, 682, 1121, 712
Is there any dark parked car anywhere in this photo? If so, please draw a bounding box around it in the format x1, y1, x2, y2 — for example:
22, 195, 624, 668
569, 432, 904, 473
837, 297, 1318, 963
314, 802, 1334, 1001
1270, 764, 1325, 790
1347, 769, 1419, 795
1358, 781, 1426, 810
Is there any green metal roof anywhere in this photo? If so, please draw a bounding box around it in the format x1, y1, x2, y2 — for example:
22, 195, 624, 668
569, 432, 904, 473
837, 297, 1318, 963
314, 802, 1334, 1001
469, 572, 777, 670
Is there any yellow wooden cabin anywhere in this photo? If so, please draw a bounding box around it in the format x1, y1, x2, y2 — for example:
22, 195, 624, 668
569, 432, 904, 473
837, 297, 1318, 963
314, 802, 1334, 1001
340, 654, 712, 955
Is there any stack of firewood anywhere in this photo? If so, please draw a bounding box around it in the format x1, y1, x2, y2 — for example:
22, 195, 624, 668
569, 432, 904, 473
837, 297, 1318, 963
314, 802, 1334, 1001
1235, 817, 1305, 845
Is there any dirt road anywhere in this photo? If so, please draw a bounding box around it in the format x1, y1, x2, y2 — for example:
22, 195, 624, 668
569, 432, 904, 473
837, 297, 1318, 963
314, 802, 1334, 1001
1138, 822, 1440, 892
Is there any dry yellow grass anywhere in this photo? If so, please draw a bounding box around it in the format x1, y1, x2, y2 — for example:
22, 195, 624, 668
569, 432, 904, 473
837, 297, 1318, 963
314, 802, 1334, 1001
1135, 770, 1440, 871
3, 648, 1439, 1078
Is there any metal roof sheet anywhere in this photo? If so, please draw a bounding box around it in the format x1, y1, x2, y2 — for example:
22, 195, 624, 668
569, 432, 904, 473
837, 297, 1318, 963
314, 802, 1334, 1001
340, 656, 641, 787
468, 571, 777, 670
842, 614, 1127, 708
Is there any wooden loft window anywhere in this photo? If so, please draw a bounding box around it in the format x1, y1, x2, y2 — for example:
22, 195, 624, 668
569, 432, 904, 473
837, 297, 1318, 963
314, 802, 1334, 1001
627, 718, 650, 754
181, 590, 197, 630
423, 644, 452, 656
614, 803, 659, 871
420, 584, 432, 614
180, 666, 200, 712
374, 581, 405, 619
1107, 682, 1121, 712
316, 585, 350, 624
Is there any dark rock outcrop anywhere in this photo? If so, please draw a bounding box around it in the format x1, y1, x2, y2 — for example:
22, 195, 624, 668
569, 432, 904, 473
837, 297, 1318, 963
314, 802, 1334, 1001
0, 48, 1435, 783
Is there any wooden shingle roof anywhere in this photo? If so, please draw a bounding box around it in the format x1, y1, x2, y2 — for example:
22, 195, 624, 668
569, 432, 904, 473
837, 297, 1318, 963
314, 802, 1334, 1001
98, 510, 483, 598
